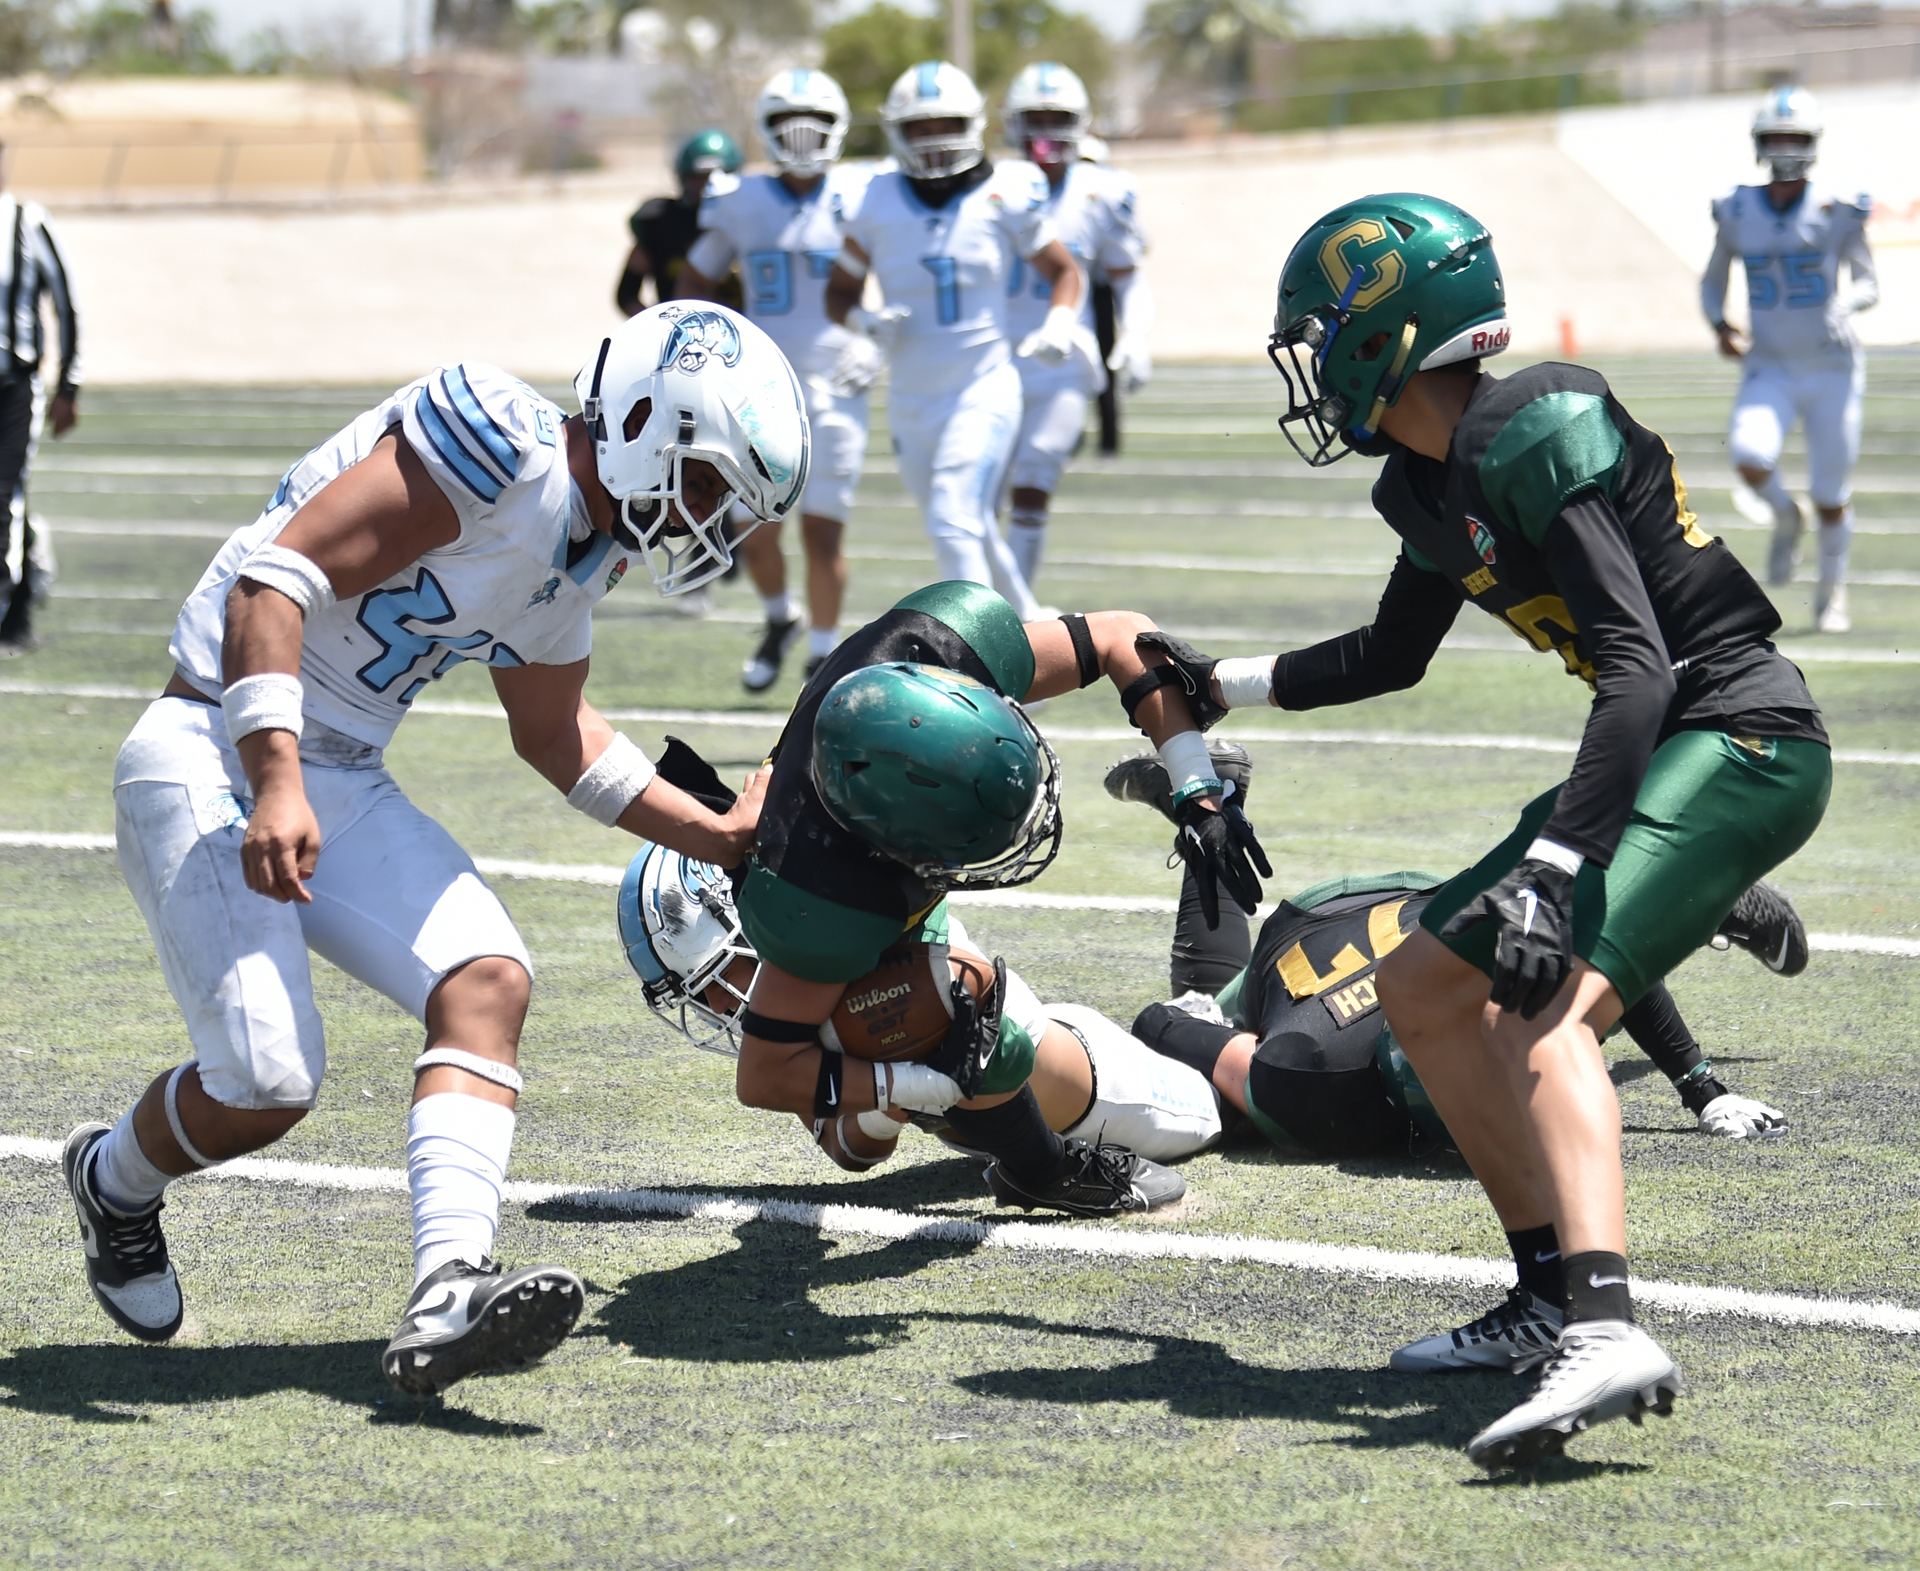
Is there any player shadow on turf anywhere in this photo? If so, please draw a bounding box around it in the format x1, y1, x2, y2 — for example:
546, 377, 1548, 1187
528, 1154, 1002, 1219
958, 1340, 1650, 1476
0, 1339, 541, 1435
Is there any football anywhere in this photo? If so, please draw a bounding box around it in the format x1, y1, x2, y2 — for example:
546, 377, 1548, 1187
820, 937, 996, 1062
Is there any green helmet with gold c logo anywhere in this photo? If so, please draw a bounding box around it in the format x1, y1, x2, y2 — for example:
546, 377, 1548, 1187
1268, 193, 1509, 465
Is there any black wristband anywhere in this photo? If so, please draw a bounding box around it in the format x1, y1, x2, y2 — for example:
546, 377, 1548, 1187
740, 1009, 818, 1044
1058, 612, 1099, 689
1119, 664, 1177, 726
813, 1049, 845, 1121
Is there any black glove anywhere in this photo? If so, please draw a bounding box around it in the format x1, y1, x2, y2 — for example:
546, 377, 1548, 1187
655, 734, 738, 812
1438, 858, 1576, 1020
1132, 631, 1231, 732
926, 954, 1005, 1099
1173, 797, 1272, 929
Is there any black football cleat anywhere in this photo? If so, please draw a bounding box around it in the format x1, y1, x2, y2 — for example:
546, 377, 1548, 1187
1714, 879, 1809, 976
1104, 741, 1253, 824
64, 1122, 184, 1342
382, 1257, 584, 1397
741, 615, 803, 694
986, 1138, 1186, 1217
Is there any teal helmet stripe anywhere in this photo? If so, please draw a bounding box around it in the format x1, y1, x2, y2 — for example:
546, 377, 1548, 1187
917, 60, 940, 97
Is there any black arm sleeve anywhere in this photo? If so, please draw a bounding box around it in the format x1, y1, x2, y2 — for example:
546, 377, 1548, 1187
1536, 491, 1677, 866
1268, 552, 1462, 711
615, 263, 647, 316
1618, 980, 1704, 1083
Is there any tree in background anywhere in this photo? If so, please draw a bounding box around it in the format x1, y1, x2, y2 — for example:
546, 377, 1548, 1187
824, 0, 1110, 157
1140, 0, 1294, 100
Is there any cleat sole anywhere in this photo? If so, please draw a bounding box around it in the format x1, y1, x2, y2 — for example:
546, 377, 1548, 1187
383, 1270, 584, 1398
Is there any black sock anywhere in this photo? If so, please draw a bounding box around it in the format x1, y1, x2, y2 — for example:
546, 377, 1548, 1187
1563, 1250, 1634, 1324
943, 1085, 1067, 1185
1506, 1224, 1564, 1309
1131, 1002, 1239, 1082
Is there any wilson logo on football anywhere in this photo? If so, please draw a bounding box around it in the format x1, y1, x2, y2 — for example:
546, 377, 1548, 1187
843, 982, 915, 1015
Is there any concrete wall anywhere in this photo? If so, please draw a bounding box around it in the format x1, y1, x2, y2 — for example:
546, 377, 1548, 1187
41, 85, 1920, 384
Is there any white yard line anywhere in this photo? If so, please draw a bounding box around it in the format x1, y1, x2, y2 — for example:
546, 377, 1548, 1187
1, 1133, 1914, 1335
3, 829, 1915, 955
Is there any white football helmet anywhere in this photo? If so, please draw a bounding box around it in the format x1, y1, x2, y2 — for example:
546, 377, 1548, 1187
576, 302, 810, 597
756, 67, 849, 177
618, 841, 758, 1055
882, 60, 987, 179
1002, 61, 1091, 164
1752, 85, 1821, 182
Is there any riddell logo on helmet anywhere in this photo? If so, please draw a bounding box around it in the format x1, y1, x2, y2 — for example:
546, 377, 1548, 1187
1470, 325, 1511, 354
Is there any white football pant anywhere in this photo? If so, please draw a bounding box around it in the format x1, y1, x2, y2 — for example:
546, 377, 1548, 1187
1008, 364, 1090, 497
1728, 359, 1863, 508
889, 358, 1037, 619
1049, 1002, 1224, 1161
113, 697, 531, 1110
799, 377, 868, 524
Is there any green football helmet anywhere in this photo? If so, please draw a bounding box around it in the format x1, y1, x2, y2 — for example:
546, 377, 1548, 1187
1269, 192, 1510, 465
812, 663, 1063, 889
675, 128, 743, 184
1374, 1023, 1453, 1148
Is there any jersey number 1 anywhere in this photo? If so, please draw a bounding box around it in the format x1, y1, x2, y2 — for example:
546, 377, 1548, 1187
921, 256, 960, 325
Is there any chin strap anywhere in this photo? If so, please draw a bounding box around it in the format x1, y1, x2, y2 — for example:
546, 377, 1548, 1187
1357, 317, 1421, 440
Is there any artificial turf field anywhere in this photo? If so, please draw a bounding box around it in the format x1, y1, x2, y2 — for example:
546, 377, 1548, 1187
2, 355, 1918, 1568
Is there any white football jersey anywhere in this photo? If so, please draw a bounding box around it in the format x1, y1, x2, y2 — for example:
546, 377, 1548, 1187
845, 160, 1055, 398
1004, 161, 1146, 344
1702, 183, 1877, 369
686, 164, 877, 380
171, 363, 633, 750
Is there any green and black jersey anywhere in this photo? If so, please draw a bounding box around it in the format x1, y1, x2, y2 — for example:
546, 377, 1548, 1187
738, 582, 1036, 983
1269, 362, 1826, 866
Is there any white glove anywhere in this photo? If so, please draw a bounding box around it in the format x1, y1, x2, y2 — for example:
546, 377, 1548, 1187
1107, 332, 1152, 394
883, 1061, 964, 1115
1017, 303, 1079, 367
846, 303, 911, 358
1697, 1092, 1788, 1139
827, 334, 884, 396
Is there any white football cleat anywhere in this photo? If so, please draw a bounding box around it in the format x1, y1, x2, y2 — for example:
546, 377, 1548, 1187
1466, 1320, 1684, 1471
1164, 989, 1228, 1025
382, 1257, 584, 1397
1698, 1092, 1788, 1139
1815, 582, 1850, 634
1390, 1288, 1563, 1374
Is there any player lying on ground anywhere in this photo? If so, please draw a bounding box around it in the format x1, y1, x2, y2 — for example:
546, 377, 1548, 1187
62, 302, 805, 1398
1111, 744, 1808, 1369
719, 579, 1268, 1216
1143, 194, 1831, 1468
619, 837, 1219, 1201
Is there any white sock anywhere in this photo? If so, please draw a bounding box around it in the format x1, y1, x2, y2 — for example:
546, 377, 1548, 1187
1818, 506, 1853, 586
1008, 511, 1047, 587
807, 626, 837, 660
408, 1092, 515, 1283
761, 591, 795, 624
1754, 471, 1799, 532
91, 1109, 172, 1216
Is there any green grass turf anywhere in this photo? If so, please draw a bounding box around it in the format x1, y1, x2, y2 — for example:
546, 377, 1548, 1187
3, 358, 1920, 1567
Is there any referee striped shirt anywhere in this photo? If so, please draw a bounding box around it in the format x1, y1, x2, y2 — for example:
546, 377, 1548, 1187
0, 193, 78, 395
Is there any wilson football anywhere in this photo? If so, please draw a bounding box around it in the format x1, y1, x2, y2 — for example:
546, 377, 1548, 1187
821, 937, 995, 1062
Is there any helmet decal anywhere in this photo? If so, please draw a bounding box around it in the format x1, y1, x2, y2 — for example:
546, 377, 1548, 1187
657, 310, 743, 375
917, 60, 940, 98
1317, 219, 1406, 312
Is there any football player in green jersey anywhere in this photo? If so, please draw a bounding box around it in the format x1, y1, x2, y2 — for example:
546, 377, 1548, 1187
1140, 194, 1831, 1469
728, 580, 1270, 1218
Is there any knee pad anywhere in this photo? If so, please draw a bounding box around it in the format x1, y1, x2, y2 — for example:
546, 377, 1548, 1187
1244, 1031, 1410, 1158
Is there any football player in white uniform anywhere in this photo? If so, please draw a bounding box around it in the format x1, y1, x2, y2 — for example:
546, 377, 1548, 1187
999, 62, 1151, 591
825, 60, 1083, 621
60, 304, 805, 1397
1703, 87, 1877, 632
681, 70, 878, 691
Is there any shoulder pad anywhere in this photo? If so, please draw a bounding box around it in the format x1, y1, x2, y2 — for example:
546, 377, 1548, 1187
891, 581, 1035, 699
405, 363, 544, 507
1474, 377, 1626, 546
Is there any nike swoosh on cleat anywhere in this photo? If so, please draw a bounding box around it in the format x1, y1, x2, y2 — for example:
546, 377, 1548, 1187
1588, 1273, 1629, 1288
402, 1288, 474, 1341
1770, 931, 1791, 970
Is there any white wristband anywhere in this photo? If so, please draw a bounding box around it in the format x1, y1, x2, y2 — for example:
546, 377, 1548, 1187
1157, 729, 1220, 808
221, 671, 304, 743
834, 242, 869, 280
1525, 837, 1585, 877
856, 1108, 902, 1141
872, 1060, 890, 1112
566, 733, 656, 827
887, 1062, 964, 1114
238, 543, 336, 620
1214, 655, 1276, 709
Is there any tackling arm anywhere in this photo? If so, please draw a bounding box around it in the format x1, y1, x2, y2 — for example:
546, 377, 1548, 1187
221, 430, 461, 904
489, 659, 766, 867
